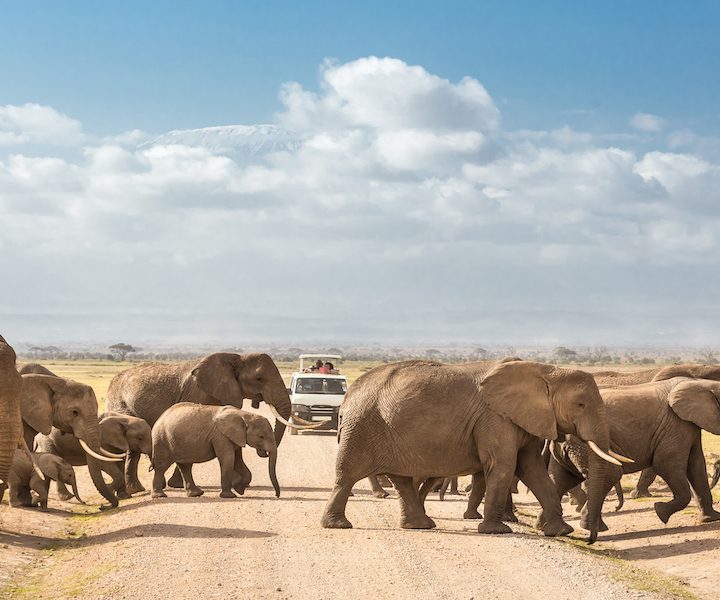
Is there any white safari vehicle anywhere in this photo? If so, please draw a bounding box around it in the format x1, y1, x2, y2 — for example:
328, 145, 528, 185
288, 354, 347, 434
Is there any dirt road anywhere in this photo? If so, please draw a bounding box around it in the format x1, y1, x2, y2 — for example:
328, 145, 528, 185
0, 415, 714, 599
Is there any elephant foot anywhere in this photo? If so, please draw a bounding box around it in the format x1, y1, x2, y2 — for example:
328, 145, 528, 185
463, 509, 483, 520
654, 501, 675, 524
631, 489, 652, 499
187, 488, 204, 498
167, 473, 184, 488
542, 519, 574, 537
57, 491, 74, 502
151, 491, 167, 499
233, 485, 246, 496
502, 510, 519, 523
477, 520, 512, 535
321, 513, 353, 529
373, 490, 389, 499
699, 510, 720, 523
117, 490, 132, 500
219, 490, 237, 498
400, 514, 436, 530
126, 482, 146, 494
99, 503, 119, 511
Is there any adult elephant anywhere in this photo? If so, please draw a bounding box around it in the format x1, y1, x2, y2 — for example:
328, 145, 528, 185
549, 377, 720, 530
105, 352, 315, 493
19, 374, 125, 508
322, 360, 626, 543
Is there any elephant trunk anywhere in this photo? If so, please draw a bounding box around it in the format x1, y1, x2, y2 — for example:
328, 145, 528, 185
76, 419, 120, 464
71, 478, 84, 504
711, 462, 720, 489
268, 446, 280, 498
585, 451, 608, 544
268, 382, 292, 447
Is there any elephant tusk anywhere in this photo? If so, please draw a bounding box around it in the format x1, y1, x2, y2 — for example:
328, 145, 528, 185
289, 414, 332, 427
268, 405, 327, 430
588, 441, 622, 467
608, 450, 634, 464
79, 439, 123, 462
99, 447, 128, 460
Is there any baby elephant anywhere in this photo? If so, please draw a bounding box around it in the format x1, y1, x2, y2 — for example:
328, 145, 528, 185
37, 412, 152, 500
0, 450, 82, 508
151, 403, 280, 499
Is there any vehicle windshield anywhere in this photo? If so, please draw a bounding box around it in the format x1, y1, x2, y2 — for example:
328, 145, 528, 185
294, 377, 347, 394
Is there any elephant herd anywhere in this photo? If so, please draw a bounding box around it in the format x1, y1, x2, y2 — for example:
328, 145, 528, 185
2, 332, 720, 547
321, 359, 720, 544
0, 337, 318, 511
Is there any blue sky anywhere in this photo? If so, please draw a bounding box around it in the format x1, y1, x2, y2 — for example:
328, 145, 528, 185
2, 1, 719, 135
1, 2, 720, 347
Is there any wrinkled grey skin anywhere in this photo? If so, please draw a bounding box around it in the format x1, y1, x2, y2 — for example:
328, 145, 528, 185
322, 360, 615, 543
0, 335, 23, 489
37, 412, 151, 500
151, 403, 280, 499
105, 353, 291, 494
19, 374, 120, 508
17, 363, 57, 376
0, 450, 81, 508
549, 377, 720, 532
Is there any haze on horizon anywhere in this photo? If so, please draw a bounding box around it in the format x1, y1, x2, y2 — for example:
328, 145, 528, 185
1, 2, 720, 348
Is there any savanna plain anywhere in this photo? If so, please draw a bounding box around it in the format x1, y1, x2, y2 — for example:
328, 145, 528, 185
1, 360, 719, 600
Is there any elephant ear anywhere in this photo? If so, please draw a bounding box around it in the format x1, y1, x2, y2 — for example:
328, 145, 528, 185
215, 407, 247, 448
20, 375, 56, 435
98, 416, 130, 452
191, 354, 244, 405
480, 361, 558, 441
668, 380, 720, 435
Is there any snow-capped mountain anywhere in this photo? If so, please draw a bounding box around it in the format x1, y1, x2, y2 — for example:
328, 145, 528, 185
139, 124, 302, 159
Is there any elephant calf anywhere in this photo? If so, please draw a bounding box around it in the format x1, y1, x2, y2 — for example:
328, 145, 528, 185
151, 403, 280, 499
0, 450, 81, 508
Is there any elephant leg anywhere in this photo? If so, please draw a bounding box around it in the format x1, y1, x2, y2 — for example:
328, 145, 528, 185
167, 465, 184, 488
232, 448, 252, 495
151, 456, 170, 498
686, 439, 720, 522
449, 477, 459, 495
478, 449, 518, 535
568, 483, 587, 512
387, 475, 435, 529
516, 444, 572, 537
105, 463, 131, 500
502, 490, 518, 522
542, 458, 583, 529
631, 467, 657, 498
87, 457, 119, 510
418, 478, 441, 506
0, 482, 7, 504
464, 471, 485, 519
438, 478, 451, 501
214, 440, 237, 498
56, 478, 74, 501
125, 451, 145, 494
177, 463, 204, 497
368, 475, 389, 499
10, 484, 32, 507
652, 455, 692, 524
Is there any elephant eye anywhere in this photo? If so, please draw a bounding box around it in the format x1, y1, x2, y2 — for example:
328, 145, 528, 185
71, 409, 79, 417
577, 402, 585, 409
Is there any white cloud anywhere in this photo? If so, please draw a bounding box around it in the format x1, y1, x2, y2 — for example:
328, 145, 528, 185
630, 112, 665, 132
0, 103, 86, 145
1, 58, 720, 345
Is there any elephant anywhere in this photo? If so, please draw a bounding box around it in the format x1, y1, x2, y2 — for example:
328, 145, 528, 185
711, 459, 720, 489
18, 363, 57, 376
106, 353, 314, 494
592, 368, 661, 387
592, 364, 720, 388
1, 335, 24, 488
151, 403, 280, 499
322, 360, 626, 543
548, 377, 720, 533
0, 449, 82, 508
36, 411, 152, 500
19, 374, 125, 508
